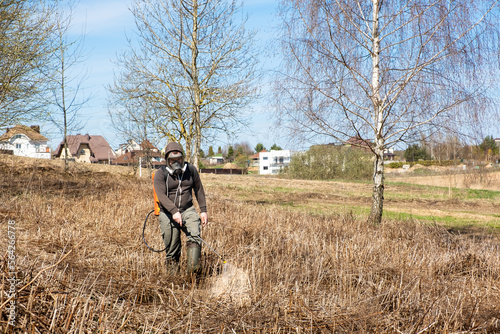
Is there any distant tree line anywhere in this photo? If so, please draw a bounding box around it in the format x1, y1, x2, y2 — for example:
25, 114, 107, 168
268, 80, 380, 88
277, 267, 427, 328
405, 135, 499, 163
200, 141, 284, 169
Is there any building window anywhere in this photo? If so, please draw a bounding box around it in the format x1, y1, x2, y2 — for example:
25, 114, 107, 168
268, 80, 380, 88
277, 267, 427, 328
263, 166, 268, 170
263, 157, 268, 160
274, 157, 285, 164
15, 144, 21, 149
80, 149, 86, 154
13, 134, 22, 139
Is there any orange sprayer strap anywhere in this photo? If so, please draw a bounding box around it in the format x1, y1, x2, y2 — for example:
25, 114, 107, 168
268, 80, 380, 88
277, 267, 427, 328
152, 171, 160, 216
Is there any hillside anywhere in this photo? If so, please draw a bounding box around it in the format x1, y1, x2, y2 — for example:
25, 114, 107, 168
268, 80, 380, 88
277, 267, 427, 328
1, 155, 499, 332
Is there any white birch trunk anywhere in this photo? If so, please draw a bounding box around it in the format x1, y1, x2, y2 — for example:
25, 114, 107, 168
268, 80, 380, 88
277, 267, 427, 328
368, 0, 384, 224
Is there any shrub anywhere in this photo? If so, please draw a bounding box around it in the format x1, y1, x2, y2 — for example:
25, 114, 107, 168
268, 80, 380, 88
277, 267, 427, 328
286, 145, 372, 180
388, 162, 404, 168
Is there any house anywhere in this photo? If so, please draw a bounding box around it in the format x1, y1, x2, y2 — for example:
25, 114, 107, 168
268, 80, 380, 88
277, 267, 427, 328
384, 147, 395, 161
208, 153, 224, 165
259, 150, 294, 175
114, 149, 164, 167
139, 139, 160, 153
0, 125, 51, 159
113, 151, 139, 166
114, 139, 163, 167
116, 139, 145, 156
53, 134, 115, 163
345, 136, 372, 152
250, 150, 266, 167
495, 138, 500, 148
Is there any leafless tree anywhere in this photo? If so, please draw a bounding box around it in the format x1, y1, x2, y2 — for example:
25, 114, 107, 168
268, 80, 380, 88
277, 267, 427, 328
44, 1, 90, 171
108, 98, 159, 175
427, 132, 462, 162
108, 0, 260, 167
0, 0, 58, 128
274, 0, 500, 224
108, 56, 192, 157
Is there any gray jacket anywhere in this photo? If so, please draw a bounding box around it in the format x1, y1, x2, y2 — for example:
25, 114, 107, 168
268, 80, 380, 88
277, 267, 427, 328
154, 163, 207, 216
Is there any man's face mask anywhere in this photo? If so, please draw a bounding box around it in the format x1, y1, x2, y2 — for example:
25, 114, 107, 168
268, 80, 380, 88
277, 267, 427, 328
170, 160, 183, 175
167, 150, 184, 175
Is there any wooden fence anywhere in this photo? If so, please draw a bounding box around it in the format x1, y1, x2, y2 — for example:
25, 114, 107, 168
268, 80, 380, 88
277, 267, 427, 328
200, 168, 245, 174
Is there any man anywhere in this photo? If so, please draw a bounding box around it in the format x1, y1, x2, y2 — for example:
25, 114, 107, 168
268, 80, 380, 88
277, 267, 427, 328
154, 142, 208, 275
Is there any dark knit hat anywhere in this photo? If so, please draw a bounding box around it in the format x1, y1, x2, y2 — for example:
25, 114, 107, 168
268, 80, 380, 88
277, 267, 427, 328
164, 142, 184, 160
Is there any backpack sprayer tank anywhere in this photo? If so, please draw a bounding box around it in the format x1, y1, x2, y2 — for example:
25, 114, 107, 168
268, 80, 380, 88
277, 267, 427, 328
152, 171, 160, 216
142, 170, 167, 253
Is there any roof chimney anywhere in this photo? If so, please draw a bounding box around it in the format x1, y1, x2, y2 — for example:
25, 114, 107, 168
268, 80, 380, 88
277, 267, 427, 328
30, 125, 40, 133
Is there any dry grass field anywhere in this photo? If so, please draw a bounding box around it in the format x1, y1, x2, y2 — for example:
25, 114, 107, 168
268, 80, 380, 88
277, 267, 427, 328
1, 155, 499, 333
201, 170, 500, 231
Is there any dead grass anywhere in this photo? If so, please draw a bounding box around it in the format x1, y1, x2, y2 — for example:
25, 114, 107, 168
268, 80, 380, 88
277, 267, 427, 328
1, 155, 499, 332
200, 173, 500, 229
389, 167, 500, 191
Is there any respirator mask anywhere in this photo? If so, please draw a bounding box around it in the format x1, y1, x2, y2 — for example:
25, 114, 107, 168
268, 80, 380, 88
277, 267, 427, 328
166, 151, 185, 176
170, 160, 183, 175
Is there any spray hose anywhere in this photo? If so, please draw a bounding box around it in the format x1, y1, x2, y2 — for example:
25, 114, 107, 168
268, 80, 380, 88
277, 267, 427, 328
142, 208, 226, 264
142, 210, 167, 253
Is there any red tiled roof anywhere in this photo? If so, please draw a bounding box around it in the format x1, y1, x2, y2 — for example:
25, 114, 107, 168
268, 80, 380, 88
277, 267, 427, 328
113, 151, 138, 165
53, 134, 114, 161
346, 136, 372, 148
140, 139, 158, 150
113, 150, 163, 165
250, 149, 267, 159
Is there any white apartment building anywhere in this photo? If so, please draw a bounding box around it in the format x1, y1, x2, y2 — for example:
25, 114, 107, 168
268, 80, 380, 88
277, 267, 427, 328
259, 150, 294, 175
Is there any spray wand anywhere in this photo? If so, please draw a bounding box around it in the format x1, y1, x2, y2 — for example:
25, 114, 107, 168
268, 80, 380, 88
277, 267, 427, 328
184, 224, 226, 264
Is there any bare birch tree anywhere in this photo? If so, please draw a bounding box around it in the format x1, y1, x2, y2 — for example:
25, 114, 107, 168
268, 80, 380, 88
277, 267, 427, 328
108, 0, 259, 167
275, 0, 500, 224
0, 0, 57, 128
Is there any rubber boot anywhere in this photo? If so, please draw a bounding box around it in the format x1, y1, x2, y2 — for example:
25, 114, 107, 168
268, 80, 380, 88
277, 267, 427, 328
186, 241, 201, 275
165, 257, 179, 276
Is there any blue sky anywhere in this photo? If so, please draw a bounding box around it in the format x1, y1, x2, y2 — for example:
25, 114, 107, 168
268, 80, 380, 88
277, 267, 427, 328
49, 0, 282, 152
